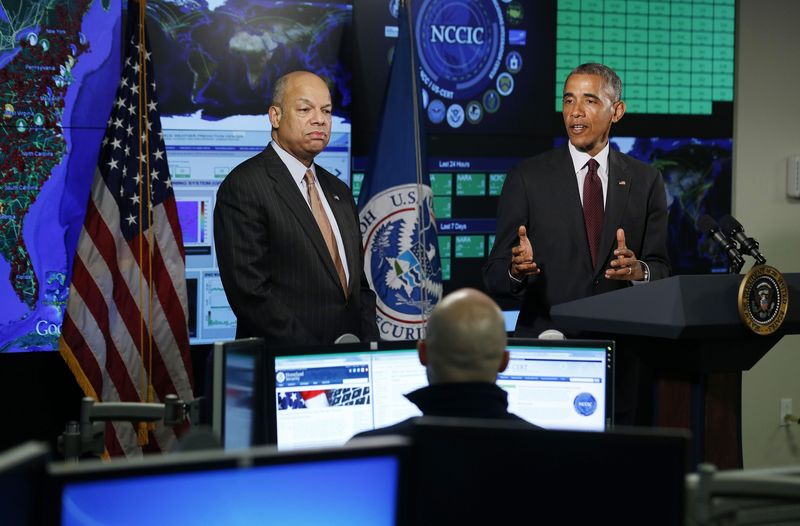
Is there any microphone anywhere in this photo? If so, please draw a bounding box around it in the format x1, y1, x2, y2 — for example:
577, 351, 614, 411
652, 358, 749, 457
537, 329, 565, 340
334, 333, 360, 344
718, 214, 767, 265
697, 214, 744, 272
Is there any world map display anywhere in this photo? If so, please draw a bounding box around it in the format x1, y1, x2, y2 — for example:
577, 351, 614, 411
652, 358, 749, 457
0, 0, 120, 352
147, 0, 352, 122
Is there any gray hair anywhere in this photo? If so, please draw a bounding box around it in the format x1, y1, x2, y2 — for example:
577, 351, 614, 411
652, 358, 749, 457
567, 63, 622, 102
270, 73, 291, 108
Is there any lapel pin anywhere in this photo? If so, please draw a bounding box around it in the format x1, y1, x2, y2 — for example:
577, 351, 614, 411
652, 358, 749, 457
618, 180, 626, 186
333, 195, 340, 201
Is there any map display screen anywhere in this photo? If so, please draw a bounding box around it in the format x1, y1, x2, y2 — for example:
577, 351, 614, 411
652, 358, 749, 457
0, 0, 121, 353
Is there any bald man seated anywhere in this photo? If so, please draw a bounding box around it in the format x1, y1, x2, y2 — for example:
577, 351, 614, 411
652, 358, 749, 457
351, 288, 539, 440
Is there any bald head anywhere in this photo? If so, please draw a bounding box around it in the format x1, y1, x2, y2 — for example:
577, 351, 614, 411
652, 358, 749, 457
421, 288, 508, 384
270, 71, 328, 108
268, 70, 332, 165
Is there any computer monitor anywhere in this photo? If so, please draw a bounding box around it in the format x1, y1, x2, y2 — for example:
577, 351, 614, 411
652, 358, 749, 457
269, 341, 425, 450
209, 337, 268, 450
503, 338, 614, 431
0, 441, 50, 526
267, 338, 614, 450
407, 416, 690, 525
47, 436, 410, 526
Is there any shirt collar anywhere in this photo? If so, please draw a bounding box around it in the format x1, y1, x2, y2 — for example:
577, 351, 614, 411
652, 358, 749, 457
567, 140, 610, 175
270, 140, 315, 186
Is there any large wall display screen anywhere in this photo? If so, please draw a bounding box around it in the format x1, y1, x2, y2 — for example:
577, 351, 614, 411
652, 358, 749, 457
352, 0, 555, 147
0, 0, 736, 353
0, 0, 122, 353
147, 0, 354, 345
555, 0, 735, 115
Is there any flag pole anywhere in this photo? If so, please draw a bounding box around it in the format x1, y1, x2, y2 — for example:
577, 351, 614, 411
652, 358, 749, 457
136, 0, 154, 446
358, 0, 442, 340
140, 0, 155, 408
404, 0, 430, 325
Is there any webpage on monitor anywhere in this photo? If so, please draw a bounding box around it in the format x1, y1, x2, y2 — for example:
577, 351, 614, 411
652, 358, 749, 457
501, 343, 610, 432
271, 340, 611, 450
274, 349, 426, 450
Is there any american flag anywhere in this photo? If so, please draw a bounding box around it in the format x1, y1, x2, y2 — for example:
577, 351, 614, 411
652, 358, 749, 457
59, 1, 194, 457
278, 392, 308, 411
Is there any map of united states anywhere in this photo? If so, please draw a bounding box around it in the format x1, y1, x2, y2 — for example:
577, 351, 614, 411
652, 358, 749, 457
0, 0, 118, 352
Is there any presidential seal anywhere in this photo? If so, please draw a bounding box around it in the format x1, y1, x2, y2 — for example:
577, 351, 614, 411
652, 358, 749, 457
360, 184, 443, 341
737, 264, 789, 335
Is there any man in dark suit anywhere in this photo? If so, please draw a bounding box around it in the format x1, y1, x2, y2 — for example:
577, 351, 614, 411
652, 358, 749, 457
351, 288, 537, 440
483, 63, 670, 421
214, 71, 379, 344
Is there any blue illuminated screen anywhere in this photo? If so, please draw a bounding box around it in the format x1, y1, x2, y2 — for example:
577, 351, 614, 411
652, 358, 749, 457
60, 456, 400, 525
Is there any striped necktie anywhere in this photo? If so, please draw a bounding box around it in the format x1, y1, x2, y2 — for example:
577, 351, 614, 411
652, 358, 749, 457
305, 169, 348, 296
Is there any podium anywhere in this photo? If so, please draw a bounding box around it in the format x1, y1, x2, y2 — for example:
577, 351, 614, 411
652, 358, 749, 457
550, 273, 800, 470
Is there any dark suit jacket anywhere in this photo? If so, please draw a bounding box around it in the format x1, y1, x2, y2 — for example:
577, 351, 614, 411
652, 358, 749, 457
350, 383, 539, 440
214, 145, 379, 345
483, 144, 670, 337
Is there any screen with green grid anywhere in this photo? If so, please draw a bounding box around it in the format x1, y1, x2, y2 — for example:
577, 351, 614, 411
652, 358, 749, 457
555, 0, 734, 114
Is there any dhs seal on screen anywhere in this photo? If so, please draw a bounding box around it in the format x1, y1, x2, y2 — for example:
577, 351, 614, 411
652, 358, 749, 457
360, 184, 443, 340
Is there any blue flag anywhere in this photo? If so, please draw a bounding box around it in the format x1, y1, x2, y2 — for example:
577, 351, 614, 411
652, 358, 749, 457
358, 0, 442, 341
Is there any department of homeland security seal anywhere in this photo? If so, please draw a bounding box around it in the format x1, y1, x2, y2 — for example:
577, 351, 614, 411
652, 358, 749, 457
738, 264, 789, 335
360, 184, 443, 341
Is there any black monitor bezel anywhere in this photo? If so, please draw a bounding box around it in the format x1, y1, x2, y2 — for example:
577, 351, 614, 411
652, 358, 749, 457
505, 337, 615, 429
46, 435, 412, 525
210, 337, 268, 449
264, 337, 614, 443
0, 441, 51, 526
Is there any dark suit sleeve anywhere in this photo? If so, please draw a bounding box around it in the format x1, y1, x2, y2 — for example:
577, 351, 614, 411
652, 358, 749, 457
359, 269, 380, 341
483, 163, 534, 297
638, 168, 671, 280
214, 167, 316, 344
350, 197, 380, 341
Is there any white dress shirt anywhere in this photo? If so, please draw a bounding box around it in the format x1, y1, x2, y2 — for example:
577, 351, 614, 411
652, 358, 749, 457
270, 141, 350, 283
567, 141, 610, 208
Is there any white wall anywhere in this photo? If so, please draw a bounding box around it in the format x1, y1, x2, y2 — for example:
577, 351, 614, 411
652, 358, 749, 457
735, 0, 800, 468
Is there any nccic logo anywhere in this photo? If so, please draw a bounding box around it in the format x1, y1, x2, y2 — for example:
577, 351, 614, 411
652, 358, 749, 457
413, 0, 521, 129
415, 0, 505, 103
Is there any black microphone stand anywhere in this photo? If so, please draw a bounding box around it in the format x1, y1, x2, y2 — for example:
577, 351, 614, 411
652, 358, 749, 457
728, 253, 745, 274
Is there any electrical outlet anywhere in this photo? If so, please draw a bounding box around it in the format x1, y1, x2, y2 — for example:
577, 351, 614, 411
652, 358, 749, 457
780, 398, 793, 426
789, 157, 800, 198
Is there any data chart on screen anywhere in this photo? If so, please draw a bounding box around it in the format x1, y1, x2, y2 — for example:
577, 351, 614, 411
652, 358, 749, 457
555, 0, 735, 114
